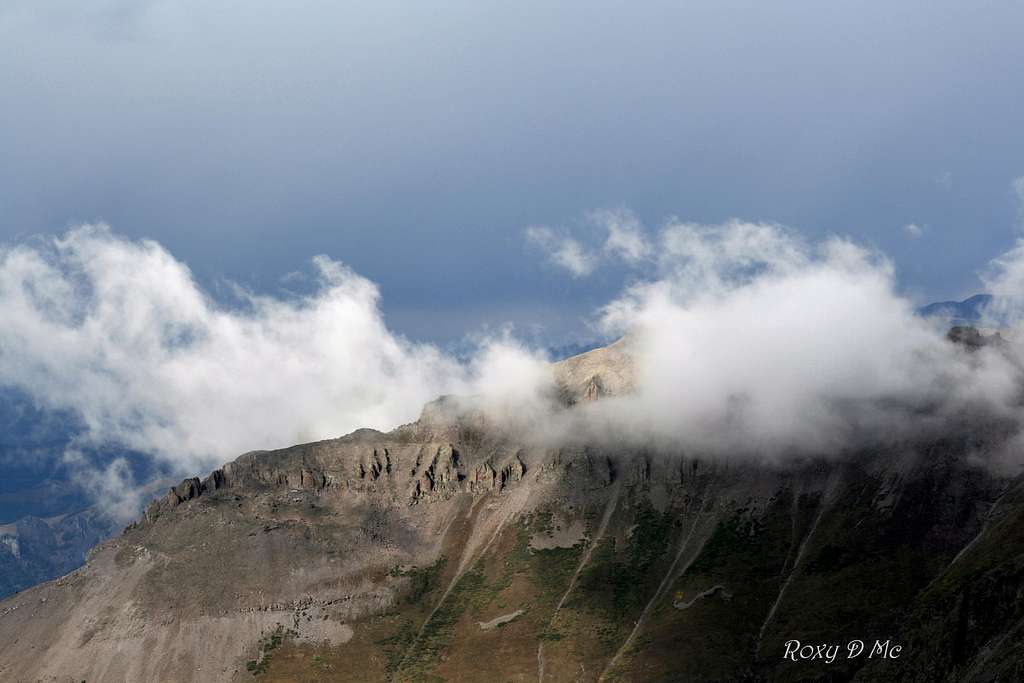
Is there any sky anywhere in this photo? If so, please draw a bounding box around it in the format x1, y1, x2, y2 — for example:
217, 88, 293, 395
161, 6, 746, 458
3, 1, 1024, 522
2, 0, 1024, 346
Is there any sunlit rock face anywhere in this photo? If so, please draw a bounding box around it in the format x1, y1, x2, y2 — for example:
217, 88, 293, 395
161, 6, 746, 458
553, 337, 635, 405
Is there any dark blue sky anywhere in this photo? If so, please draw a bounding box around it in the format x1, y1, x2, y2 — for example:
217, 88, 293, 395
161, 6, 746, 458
2, 1, 1023, 343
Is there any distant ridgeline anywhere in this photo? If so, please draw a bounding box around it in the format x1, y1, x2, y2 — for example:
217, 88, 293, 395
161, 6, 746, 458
546, 340, 606, 362
0, 387, 164, 599
917, 294, 992, 325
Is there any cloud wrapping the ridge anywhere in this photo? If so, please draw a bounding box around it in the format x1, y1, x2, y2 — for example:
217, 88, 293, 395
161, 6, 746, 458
557, 219, 1023, 458
6, 215, 1024, 523
0, 225, 548, 483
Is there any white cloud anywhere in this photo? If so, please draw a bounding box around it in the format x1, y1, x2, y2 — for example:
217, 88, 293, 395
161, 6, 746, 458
527, 208, 653, 277
0, 225, 551, 494
525, 226, 597, 277
904, 223, 925, 239
521, 214, 1024, 462
976, 235, 1024, 329
8, 217, 1024, 524
63, 449, 142, 523
592, 208, 652, 263
573, 219, 1022, 459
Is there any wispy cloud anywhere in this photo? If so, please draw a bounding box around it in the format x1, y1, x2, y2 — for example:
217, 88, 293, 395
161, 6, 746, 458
526, 208, 653, 277
525, 226, 598, 277
904, 223, 925, 239
592, 208, 652, 263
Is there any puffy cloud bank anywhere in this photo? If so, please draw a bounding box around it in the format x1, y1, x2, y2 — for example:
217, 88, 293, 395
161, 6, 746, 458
0, 225, 548, 491
4, 217, 1024, 520
531, 214, 1024, 461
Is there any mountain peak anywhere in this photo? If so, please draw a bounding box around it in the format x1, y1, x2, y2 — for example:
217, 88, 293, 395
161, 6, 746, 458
919, 293, 993, 324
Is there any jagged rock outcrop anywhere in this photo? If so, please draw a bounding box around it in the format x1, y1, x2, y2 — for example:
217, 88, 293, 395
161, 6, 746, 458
947, 325, 1006, 349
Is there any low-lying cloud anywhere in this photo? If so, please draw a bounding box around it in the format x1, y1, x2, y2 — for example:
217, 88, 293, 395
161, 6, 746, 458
0, 225, 548, 504
4, 217, 1024, 521
520, 211, 1024, 464
569, 219, 1023, 459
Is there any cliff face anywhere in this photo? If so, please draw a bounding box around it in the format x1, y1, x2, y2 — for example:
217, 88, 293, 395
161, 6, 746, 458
0, 409, 1021, 682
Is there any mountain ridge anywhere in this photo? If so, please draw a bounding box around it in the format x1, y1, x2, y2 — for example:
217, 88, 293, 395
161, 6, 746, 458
918, 294, 993, 325
1, 338, 1023, 681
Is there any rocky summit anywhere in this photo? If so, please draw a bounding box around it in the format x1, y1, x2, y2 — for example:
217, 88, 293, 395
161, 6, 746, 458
1, 343, 1023, 682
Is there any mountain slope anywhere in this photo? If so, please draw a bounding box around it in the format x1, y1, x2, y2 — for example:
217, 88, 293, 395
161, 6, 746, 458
1, 343, 1022, 682
918, 294, 993, 325
0, 417, 1019, 681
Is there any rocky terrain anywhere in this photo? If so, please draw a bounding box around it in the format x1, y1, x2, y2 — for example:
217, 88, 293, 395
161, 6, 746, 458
0, 341, 1022, 681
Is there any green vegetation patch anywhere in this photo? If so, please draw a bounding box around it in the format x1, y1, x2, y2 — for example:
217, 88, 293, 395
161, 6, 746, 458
391, 555, 448, 606
246, 625, 296, 677
378, 618, 418, 675
392, 512, 586, 680
394, 561, 488, 679
575, 499, 674, 625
